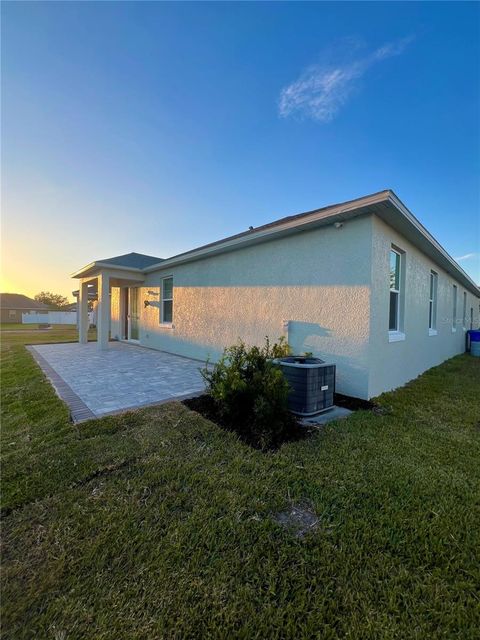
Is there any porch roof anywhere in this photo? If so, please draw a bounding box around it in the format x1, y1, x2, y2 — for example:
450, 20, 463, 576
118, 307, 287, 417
71, 252, 163, 279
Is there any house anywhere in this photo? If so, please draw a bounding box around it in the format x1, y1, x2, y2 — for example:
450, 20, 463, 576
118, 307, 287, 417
72, 190, 480, 400
71, 286, 98, 326
0, 293, 49, 323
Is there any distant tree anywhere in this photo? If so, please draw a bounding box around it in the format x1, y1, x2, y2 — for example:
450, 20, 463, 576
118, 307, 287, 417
34, 291, 70, 310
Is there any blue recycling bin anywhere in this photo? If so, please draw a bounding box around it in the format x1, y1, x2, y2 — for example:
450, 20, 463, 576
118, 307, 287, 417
467, 330, 480, 357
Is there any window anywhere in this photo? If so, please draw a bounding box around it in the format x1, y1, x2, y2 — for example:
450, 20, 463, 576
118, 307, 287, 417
462, 292, 467, 330
429, 271, 438, 333
8, 310, 16, 319
389, 248, 403, 334
161, 277, 173, 324
471, 307, 474, 330
452, 285, 457, 332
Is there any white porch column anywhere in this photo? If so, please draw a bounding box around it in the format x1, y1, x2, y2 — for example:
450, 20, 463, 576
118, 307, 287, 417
97, 273, 111, 350
78, 281, 89, 344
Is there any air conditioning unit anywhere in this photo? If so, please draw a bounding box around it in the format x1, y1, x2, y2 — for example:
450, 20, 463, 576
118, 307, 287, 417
274, 356, 336, 416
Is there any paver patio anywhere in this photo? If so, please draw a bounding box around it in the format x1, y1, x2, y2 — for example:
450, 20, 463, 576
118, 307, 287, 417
28, 341, 205, 420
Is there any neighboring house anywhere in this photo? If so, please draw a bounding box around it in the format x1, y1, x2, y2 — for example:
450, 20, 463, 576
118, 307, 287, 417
72, 190, 480, 399
71, 286, 98, 326
0, 293, 49, 323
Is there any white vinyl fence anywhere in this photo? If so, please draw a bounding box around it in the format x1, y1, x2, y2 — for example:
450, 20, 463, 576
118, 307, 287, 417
22, 311, 94, 325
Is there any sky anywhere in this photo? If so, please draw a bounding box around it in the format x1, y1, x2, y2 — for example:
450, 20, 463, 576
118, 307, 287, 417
1, 1, 479, 300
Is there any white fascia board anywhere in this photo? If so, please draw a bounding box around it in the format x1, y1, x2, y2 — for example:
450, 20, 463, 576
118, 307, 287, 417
71, 190, 479, 298
387, 193, 480, 297
71, 262, 144, 279
143, 190, 479, 297
144, 191, 390, 273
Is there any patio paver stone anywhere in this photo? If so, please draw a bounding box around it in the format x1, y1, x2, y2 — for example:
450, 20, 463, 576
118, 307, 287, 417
29, 341, 206, 420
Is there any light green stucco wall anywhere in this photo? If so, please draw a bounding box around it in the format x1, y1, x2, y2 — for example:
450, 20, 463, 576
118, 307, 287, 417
108, 212, 479, 400
368, 216, 480, 398
134, 215, 374, 399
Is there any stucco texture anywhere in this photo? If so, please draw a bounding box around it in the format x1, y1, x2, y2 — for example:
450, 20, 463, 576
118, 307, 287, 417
368, 216, 479, 397
137, 216, 374, 398
108, 213, 478, 400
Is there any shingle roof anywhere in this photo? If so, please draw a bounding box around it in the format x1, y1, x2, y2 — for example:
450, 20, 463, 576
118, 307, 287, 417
71, 192, 479, 295
159, 190, 392, 264
97, 252, 163, 270
0, 293, 49, 310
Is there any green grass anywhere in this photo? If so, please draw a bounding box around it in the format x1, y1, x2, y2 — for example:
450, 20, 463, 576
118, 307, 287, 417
0, 322, 42, 330
1, 327, 479, 639
0, 323, 97, 337
0, 323, 81, 331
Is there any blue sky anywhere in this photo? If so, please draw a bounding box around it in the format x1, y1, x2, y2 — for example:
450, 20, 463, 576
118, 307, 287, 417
2, 1, 479, 298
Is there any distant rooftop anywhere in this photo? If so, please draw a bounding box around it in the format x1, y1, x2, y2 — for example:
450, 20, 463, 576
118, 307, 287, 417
0, 293, 49, 310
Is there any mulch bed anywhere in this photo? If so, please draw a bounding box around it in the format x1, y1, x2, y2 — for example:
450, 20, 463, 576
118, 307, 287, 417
183, 394, 312, 451
183, 391, 382, 451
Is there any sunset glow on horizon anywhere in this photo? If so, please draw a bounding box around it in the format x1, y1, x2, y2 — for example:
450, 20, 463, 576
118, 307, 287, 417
2, 1, 479, 303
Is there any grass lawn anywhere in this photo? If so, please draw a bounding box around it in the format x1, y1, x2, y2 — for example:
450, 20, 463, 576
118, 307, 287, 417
1, 327, 479, 639
0, 322, 43, 331
0, 323, 97, 337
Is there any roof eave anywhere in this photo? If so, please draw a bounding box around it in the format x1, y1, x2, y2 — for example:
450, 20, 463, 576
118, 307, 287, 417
144, 190, 392, 273
70, 190, 478, 297
386, 192, 479, 296
143, 189, 479, 297
71, 261, 145, 279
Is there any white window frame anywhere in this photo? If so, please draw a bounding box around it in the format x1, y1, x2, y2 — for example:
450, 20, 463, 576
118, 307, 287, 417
452, 285, 457, 332
388, 247, 405, 342
160, 276, 173, 326
462, 292, 467, 331
428, 271, 438, 336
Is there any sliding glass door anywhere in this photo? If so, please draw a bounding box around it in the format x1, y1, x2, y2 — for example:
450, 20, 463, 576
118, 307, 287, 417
129, 287, 140, 340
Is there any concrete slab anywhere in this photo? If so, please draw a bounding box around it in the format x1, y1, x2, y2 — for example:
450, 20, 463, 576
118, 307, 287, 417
29, 341, 206, 421
300, 405, 352, 427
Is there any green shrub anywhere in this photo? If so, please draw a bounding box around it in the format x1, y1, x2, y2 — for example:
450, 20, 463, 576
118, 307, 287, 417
201, 337, 298, 449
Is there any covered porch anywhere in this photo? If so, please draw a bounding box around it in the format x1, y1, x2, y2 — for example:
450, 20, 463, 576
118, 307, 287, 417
77, 270, 145, 349
72, 252, 164, 350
